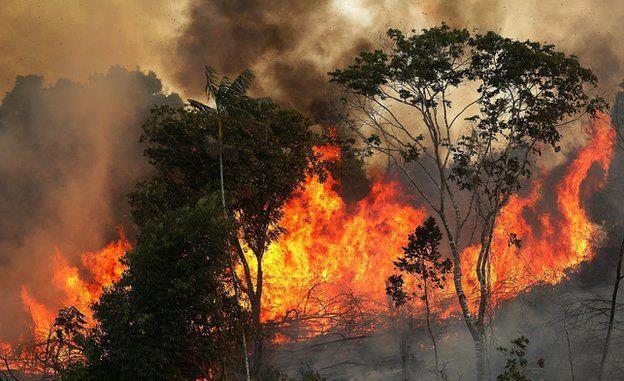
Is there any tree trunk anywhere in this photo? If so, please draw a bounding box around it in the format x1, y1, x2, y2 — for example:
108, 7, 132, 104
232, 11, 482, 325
448, 242, 489, 381
599, 236, 624, 381
217, 113, 251, 381
473, 326, 488, 381
250, 297, 264, 377
400, 317, 416, 381
400, 334, 410, 381
423, 279, 440, 378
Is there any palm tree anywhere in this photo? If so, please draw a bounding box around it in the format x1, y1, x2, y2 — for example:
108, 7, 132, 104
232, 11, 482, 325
188, 66, 257, 210
188, 66, 258, 381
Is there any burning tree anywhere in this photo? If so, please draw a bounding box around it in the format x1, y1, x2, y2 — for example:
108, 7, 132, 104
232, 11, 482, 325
387, 216, 452, 377
330, 24, 604, 380
598, 84, 624, 380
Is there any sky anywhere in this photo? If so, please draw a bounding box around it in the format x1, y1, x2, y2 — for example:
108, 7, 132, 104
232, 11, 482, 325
1, 0, 623, 100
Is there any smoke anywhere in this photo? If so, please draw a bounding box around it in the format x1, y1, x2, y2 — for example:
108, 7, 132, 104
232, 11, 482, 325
0, 67, 181, 342
169, 0, 624, 112
423, 0, 624, 92
0, 0, 622, 375
168, 0, 381, 118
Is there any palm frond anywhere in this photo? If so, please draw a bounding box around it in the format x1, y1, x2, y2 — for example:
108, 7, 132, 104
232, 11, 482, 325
255, 97, 273, 107
204, 66, 220, 100
187, 98, 213, 112
215, 77, 233, 110
230, 69, 255, 97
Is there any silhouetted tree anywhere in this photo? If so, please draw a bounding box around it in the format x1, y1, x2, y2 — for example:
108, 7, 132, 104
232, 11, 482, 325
496, 336, 544, 381
84, 197, 246, 380
387, 216, 451, 378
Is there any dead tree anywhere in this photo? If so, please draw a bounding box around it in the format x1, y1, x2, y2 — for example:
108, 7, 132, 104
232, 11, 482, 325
599, 236, 624, 380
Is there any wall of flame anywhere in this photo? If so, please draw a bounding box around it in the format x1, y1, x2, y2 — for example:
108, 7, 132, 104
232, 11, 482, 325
13, 118, 615, 346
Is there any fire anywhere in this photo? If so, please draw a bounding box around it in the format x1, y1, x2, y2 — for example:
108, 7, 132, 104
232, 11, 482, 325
14, 118, 616, 345
261, 117, 615, 331
21, 233, 130, 335
260, 172, 427, 324
461, 118, 615, 310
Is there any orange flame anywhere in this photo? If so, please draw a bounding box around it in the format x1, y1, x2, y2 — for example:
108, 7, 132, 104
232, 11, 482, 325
461, 118, 614, 310
21, 233, 130, 335
260, 173, 427, 323
261, 117, 615, 332
15, 118, 616, 345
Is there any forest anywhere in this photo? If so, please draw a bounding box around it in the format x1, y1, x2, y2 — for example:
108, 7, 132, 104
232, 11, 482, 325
1, 2, 624, 381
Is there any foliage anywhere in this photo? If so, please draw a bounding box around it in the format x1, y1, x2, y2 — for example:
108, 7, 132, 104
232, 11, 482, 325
83, 197, 246, 380
496, 336, 544, 381
330, 23, 604, 208
331, 23, 603, 379
387, 216, 452, 306
129, 70, 321, 374
130, 99, 320, 266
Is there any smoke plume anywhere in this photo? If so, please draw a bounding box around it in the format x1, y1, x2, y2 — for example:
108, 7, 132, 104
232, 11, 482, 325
0, 67, 181, 341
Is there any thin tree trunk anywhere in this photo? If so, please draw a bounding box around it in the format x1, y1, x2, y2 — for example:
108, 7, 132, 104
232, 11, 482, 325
447, 241, 488, 381
473, 327, 487, 381
400, 334, 410, 381
423, 279, 440, 377
250, 254, 265, 376
559, 302, 576, 381
217, 114, 251, 381
400, 317, 415, 381
599, 236, 624, 381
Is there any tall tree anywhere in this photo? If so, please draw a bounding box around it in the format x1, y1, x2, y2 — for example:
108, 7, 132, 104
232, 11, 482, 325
130, 72, 320, 374
387, 216, 452, 378
330, 24, 604, 380
599, 84, 624, 381
189, 66, 259, 381
85, 197, 246, 380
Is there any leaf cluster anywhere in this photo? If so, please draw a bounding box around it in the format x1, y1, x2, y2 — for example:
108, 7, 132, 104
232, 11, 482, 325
387, 217, 452, 306
330, 23, 605, 203
130, 98, 319, 255
84, 197, 247, 380
496, 336, 544, 381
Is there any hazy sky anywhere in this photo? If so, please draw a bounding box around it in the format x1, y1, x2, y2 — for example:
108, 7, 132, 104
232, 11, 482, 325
1, 0, 622, 99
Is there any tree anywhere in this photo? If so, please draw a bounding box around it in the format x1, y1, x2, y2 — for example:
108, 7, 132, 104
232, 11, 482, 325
496, 336, 544, 381
129, 70, 320, 375
599, 84, 624, 381
330, 24, 604, 380
84, 197, 246, 380
190, 66, 259, 381
387, 216, 451, 378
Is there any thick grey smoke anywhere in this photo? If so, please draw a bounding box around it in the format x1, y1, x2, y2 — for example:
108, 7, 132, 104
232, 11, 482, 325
169, 0, 624, 112
0, 67, 181, 342
169, 0, 377, 119
0, 1, 622, 377
423, 0, 624, 92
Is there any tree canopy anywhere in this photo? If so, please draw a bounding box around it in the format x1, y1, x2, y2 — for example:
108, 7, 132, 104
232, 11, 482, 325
84, 197, 245, 380
330, 23, 604, 381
